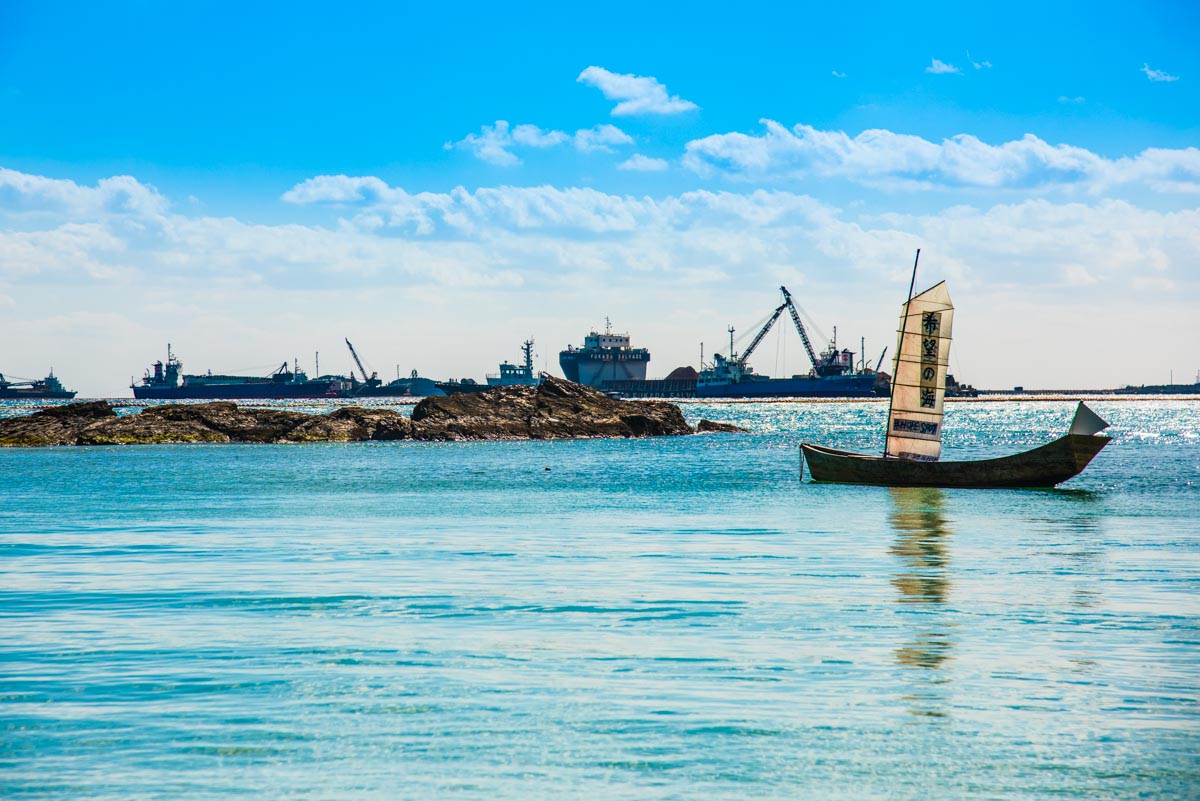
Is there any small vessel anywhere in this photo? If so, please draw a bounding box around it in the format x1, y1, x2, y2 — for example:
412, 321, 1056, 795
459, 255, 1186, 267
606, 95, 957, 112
429, 340, 545, 395
801, 251, 1110, 488
132, 346, 346, 399
486, 339, 542, 388
695, 286, 879, 398
0, 369, 77, 399
559, 320, 650, 389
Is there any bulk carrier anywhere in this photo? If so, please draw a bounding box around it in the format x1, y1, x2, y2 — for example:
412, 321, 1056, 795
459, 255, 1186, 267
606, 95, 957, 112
559, 321, 650, 388
132, 346, 346, 400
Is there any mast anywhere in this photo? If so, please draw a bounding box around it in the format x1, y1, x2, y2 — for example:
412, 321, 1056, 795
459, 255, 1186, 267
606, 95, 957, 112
521, 339, 534, 377
885, 249, 921, 457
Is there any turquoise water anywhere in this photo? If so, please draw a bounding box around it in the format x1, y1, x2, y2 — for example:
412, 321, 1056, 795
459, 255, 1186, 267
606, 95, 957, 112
2, 400, 1198, 799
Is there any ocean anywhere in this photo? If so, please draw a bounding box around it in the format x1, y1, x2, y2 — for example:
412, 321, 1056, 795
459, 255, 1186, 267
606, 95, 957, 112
2, 398, 1198, 799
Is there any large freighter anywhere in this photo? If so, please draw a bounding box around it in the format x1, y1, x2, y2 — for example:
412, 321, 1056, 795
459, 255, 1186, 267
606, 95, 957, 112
559, 321, 650, 389
132, 346, 346, 399
695, 286, 880, 398
0, 370, 77, 399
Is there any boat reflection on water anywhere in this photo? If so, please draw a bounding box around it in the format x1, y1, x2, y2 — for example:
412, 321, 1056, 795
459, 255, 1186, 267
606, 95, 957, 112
888, 487, 956, 719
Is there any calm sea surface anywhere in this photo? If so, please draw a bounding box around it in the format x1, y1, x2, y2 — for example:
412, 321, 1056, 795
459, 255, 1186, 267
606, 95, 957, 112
2, 399, 1198, 800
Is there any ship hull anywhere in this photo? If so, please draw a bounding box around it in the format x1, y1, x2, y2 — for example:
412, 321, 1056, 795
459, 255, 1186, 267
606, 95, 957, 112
0, 390, 77, 400
558, 351, 649, 388
133, 382, 340, 400
801, 434, 1110, 488
696, 373, 877, 399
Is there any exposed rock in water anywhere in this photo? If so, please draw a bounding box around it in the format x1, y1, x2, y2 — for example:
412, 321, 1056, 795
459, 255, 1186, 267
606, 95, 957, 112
409, 376, 692, 440
0, 401, 116, 447
77, 402, 311, 445
285, 407, 413, 443
0, 377, 744, 447
694, 419, 749, 433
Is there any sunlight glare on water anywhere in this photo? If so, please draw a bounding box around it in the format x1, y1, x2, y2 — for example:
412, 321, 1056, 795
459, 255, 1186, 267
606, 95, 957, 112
1, 399, 1198, 799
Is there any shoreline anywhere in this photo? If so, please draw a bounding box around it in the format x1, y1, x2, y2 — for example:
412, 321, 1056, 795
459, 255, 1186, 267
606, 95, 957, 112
2, 393, 1199, 413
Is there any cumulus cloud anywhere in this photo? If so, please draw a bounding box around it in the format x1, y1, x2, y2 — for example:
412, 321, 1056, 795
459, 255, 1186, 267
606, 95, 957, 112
0, 167, 168, 217
577, 66, 699, 116
278, 177, 1200, 297
618, 154, 669, 172
445, 120, 633, 164
681, 119, 1200, 192
444, 120, 525, 166
1142, 63, 1179, 82
4, 165, 1198, 392
926, 58, 960, 75
573, 124, 634, 153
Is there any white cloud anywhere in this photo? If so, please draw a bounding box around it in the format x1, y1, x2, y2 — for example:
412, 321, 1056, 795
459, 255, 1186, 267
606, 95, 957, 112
618, 154, 669, 172
1058, 96, 1086, 104
831, 70, 847, 79
1142, 63, 1179, 82
445, 120, 634, 164
573, 124, 634, 153
967, 50, 992, 70
682, 119, 1200, 193
511, 124, 569, 148
4, 165, 1198, 393
926, 58, 960, 75
0, 167, 168, 218
444, 120, 525, 166
577, 66, 699, 116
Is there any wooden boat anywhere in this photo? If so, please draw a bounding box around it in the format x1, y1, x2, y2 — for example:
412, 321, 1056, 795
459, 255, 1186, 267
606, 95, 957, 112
801, 251, 1110, 488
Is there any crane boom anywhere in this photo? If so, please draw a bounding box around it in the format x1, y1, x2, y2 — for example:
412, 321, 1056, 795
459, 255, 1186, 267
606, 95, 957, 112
780, 286, 820, 372
739, 302, 787, 364
344, 338, 374, 382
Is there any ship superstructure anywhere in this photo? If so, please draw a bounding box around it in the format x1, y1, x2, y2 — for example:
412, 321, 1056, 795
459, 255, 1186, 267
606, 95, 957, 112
559, 320, 650, 388
133, 346, 346, 399
0, 369, 77, 399
696, 286, 878, 398
487, 340, 542, 387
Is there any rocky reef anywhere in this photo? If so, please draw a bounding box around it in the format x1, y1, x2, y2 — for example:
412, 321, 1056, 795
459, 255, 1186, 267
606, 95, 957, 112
0, 377, 746, 447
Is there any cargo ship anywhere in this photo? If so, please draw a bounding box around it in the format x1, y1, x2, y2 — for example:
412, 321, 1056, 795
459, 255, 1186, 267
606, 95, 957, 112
695, 286, 879, 398
132, 346, 346, 399
559, 320, 650, 389
0, 369, 77, 399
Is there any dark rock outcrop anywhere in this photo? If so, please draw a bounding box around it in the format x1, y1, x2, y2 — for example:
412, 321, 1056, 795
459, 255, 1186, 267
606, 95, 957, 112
0, 378, 743, 447
410, 376, 692, 440
695, 419, 749, 433
284, 407, 413, 442
78, 402, 311, 445
0, 401, 116, 446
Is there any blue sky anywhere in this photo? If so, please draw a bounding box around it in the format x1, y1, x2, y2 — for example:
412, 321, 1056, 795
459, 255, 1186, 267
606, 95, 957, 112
1, 1, 1198, 393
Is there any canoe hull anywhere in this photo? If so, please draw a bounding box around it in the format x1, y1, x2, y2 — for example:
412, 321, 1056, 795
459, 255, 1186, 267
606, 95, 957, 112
801, 434, 1110, 489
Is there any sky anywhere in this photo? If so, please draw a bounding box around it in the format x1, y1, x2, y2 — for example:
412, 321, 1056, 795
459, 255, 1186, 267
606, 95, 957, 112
1, 0, 1198, 395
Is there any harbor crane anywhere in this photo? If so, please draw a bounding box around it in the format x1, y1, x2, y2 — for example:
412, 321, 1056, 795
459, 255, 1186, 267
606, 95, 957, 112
344, 338, 377, 383
732, 286, 827, 375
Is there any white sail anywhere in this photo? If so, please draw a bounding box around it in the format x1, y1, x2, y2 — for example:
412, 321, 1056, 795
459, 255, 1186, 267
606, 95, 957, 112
886, 281, 954, 461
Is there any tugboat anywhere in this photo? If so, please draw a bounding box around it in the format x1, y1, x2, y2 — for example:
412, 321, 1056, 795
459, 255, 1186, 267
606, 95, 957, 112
486, 339, 542, 387
559, 320, 650, 389
695, 286, 878, 398
0, 369, 77, 399
437, 339, 545, 395
132, 346, 346, 399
